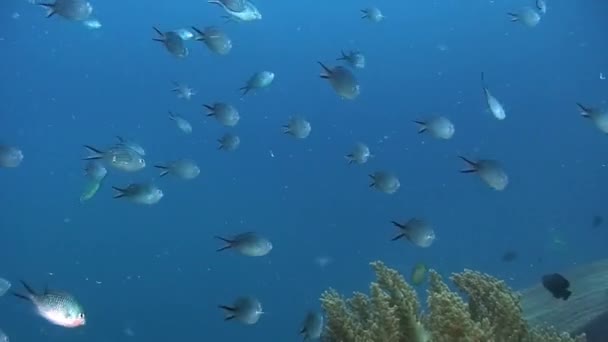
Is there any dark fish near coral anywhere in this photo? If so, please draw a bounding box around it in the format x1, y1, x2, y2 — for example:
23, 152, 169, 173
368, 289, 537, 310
300, 311, 323, 340
501, 250, 518, 262
411, 263, 428, 285
542, 273, 571, 300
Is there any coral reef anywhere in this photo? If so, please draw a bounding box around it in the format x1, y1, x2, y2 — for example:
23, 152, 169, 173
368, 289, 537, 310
320, 261, 585, 342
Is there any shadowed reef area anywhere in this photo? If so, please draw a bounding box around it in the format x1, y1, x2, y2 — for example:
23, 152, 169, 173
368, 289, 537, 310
320, 261, 601, 342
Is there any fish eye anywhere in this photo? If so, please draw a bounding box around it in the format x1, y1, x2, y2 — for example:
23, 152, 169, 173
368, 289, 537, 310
79, 313, 85, 319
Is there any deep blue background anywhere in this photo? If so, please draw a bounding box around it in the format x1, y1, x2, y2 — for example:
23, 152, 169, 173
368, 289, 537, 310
1, 0, 607, 341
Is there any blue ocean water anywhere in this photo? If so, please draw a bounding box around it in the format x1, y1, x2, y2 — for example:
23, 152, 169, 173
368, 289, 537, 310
1, 0, 607, 340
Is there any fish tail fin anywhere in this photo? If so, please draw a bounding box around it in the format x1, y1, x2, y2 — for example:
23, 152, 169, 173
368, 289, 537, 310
391, 233, 406, 241
458, 156, 477, 173
13, 280, 36, 301
221, 15, 235, 24
154, 165, 169, 177
576, 102, 590, 117
507, 13, 519, 21
239, 86, 250, 96
38, 3, 55, 17
281, 125, 291, 134
413, 120, 427, 133
112, 186, 126, 198
391, 220, 406, 229
562, 290, 572, 300
317, 61, 331, 79
152, 26, 163, 37
168, 111, 176, 120
12, 292, 31, 301
20, 280, 37, 295
83, 145, 103, 160
218, 305, 236, 320
360, 9, 368, 19
336, 50, 347, 61
214, 236, 233, 251
203, 104, 214, 114
368, 174, 376, 187
344, 154, 354, 164
190, 26, 204, 39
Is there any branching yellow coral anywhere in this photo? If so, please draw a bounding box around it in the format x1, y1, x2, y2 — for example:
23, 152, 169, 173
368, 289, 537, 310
320, 261, 585, 342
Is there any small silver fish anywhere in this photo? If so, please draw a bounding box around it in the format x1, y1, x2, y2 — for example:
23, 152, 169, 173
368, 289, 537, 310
112, 183, 163, 205
369, 171, 400, 194
168, 111, 193, 134
13, 281, 85, 328
413, 116, 455, 140
345, 142, 372, 165
459, 156, 509, 191
40, 0, 93, 21
83, 145, 145, 172
481, 72, 506, 120
360, 7, 384, 22
507, 7, 541, 27
391, 219, 436, 248
218, 133, 241, 151
152, 27, 188, 58
240, 71, 275, 95
318, 62, 360, 100
154, 159, 200, 180
209, 0, 262, 22
0, 145, 23, 168
204, 102, 240, 127
191, 26, 232, 55
219, 296, 263, 325
283, 117, 311, 139
215, 232, 272, 256
171, 82, 196, 100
